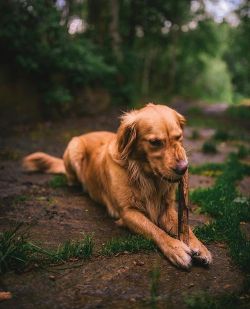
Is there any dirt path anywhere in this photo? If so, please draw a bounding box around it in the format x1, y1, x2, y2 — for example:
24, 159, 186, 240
0, 107, 248, 308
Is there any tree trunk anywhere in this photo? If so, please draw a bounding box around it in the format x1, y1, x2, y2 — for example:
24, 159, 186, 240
109, 0, 122, 61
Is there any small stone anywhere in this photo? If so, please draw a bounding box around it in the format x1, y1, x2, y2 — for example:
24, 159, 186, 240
188, 283, 194, 288
133, 260, 144, 266
49, 275, 56, 281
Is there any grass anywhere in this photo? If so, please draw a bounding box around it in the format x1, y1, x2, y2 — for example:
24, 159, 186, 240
226, 104, 250, 122
213, 129, 230, 141
189, 163, 224, 177
191, 129, 200, 140
101, 235, 156, 256
0, 224, 34, 274
190, 153, 250, 271
149, 267, 160, 307
184, 291, 241, 309
201, 141, 218, 154
237, 145, 250, 159
49, 175, 68, 188
50, 235, 93, 263
0, 224, 93, 274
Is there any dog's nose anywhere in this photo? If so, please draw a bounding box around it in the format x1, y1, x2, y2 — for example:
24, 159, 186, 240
173, 160, 188, 175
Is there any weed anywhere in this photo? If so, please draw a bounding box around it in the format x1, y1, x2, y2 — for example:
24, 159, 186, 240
13, 195, 28, 203
0, 224, 93, 274
51, 235, 93, 263
227, 105, 250, 122
189, 163, 224, 177
237, 145, 250, 159
190, 154, 250, 271
101, 235, 156, 256
202, 141, 218, 154
49, 175, 68, 188
0, 224, 33, 273
191, 130, 200, 140
213, 130, 229, 141
149, 266, 160, 307
184, 291, 240, 309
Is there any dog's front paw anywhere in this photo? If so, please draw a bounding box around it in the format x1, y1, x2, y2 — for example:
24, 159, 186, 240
163, 239, 193, 269
189, 238, 212, 266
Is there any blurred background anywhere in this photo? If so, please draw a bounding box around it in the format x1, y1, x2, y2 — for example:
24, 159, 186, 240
0, 2, 250, 307
0, 0, 249, 125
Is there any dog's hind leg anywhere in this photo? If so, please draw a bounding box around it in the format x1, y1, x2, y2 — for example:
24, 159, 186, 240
63, 137, 87, 191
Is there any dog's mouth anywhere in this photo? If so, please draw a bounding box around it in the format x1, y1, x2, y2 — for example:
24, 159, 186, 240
153, 170, 181, 183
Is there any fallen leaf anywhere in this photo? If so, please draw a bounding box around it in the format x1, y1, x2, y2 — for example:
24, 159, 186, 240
0, 292, 12, 302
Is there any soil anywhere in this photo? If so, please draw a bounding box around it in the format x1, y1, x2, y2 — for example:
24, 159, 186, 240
0, 106, 249, 309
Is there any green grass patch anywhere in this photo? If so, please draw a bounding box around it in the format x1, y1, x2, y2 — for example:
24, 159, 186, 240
237, 145, 250, 159
101, 235, 156, 256
184, 291, 241, 309
0, 224, 34, 274
213, 129, 230, 141
190, 153, 250, 271
49, 175, 68, 188
201, 141, 218, 154
227, 105, 250, 122
190, 129, 200, 140
189, 163, 224, 177
50, 235, 93, 263
0, 224, 93, 274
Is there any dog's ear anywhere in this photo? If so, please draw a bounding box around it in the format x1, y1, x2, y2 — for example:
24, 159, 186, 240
176, 112, 186, 129
117, 112, 137, 161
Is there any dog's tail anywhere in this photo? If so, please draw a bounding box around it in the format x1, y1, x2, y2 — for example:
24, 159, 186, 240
22, 152, 66, 174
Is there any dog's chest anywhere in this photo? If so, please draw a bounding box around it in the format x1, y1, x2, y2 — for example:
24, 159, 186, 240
132, 182, 172, 224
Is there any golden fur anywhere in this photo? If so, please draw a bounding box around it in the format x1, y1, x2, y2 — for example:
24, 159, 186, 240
23, 103, 212, 269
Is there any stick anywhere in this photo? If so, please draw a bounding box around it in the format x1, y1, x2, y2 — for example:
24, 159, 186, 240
178, 170, 189, 245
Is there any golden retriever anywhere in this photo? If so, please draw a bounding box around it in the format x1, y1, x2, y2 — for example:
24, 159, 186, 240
23, 103, 212, 269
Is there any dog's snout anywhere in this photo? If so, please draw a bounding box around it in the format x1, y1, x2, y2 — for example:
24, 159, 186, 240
172, 160, 188, 175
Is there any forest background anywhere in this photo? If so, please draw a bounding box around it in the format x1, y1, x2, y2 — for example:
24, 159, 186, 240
0, 0, 249, 123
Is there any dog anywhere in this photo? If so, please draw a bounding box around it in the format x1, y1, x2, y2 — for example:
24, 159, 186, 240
23, 103, 212, 269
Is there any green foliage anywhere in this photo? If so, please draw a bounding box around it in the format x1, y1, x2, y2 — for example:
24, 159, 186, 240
213, 130, 229, 141
189, 163, 224, 177
0, 224, 93, 274
184, 291, 240, 309
201, 141, 218, 154
101, 235, 156, 256
190, 130, 200, 140
237, 145, 250, 159
49, 175, 68, 188
50, 235, 93, 263
0, 1, 114, 114
225, 4, 250, 98
0, 0, 249, 113
190, 154, 250, 271
0, 224, 34, 273
226, 105, 250, 122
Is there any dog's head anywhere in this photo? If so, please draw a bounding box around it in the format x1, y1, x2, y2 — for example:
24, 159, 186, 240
117, 103, 188, 182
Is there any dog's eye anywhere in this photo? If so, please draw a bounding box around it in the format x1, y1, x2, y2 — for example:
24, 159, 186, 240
175, 134, 182, 141
149, 139, 164, 147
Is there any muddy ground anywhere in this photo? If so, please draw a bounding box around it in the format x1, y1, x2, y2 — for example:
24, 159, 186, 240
0, 105, 249, 308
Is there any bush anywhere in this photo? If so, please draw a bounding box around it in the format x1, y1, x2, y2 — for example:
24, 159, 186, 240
0, 1, 115, 115
202, 141, 218, 154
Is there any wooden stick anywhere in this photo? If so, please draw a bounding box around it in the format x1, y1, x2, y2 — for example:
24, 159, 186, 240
178, 170, 189, 245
